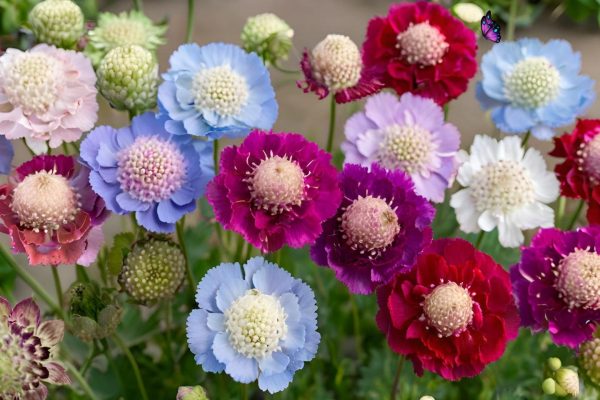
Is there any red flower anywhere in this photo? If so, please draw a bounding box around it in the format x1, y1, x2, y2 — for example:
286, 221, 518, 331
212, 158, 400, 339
362, 1, 477, 106
376, 238, 519, 380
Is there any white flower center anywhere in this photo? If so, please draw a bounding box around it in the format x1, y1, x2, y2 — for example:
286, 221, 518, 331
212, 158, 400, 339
580, 338, 600, 385
11, 171, 79, 233
102, 19, 147, 47
192, 65, 249, 118
224, 289, 287, 359
396, 22, 449, 66
453, 3, 485, 23
247, 155, 305, 214
470, 160, 534, 213
504, 57, 560, 109
581, 135, 600, 184
340, 195, 399, 257
376, 124, 434, 174
423, 282, 473, 337
556, 249, 600, 310
311, 34, 362, 90
3, 53, 61, 115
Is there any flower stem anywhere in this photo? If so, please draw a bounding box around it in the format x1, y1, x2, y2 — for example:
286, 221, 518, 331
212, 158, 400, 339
64, 361, 100, 400
113, 334, 149, 400
186, 0, 196, 43
51, 267, 64, 309
326, 95, 337, 153
507, 0, 518, 41
521, 131, 531, 147
475, 230, 486, 249
241, 384, 249, 400
176, 218, 195, 290
133, 0, 142, 12
566, 199, 585, 230
213, 139, 219, 174
349, 295, 364, 361
390, 356, 405, 400
556, 196, 566, 228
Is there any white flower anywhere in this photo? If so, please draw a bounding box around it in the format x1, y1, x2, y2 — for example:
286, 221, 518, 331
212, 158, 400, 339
450, 135, 559, 247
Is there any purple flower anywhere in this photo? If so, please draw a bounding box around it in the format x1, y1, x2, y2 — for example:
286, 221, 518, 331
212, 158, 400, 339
0, 136, 14, 175
80, 112, 213, 233
341, 92, 460, 202
311, 163, 434, 294
510, 227, 600, 348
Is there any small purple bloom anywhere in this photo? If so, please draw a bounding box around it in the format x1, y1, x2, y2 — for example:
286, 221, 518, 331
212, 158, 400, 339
341, 92, 460, 203
311, 163, 435, 294
510, 226, 600, 348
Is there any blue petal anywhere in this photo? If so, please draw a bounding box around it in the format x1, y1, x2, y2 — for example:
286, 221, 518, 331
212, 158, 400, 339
282, 323, 305, 353
186, 309, 217, 359
136, 205, 175, 233
278, 293, 300, 325
258, 352, 290, 375
89, 171, 124, 214
131, 112, 169, 138
167, 43, 203, 73
80, 126, 118, 169
213, 333, 259, 383
0, 136, 14, 175
206, 313, 225, 331
158, 82, 197, 121
531, 124, 556, 140
252, 263, 295, 296
97, 142, 118, 167
164, 119, 188, 136
243, 257, 270, 284
116, 192, 149, 212
157, 199, 190, 223
183, 115, 211, 136
216, 276, 249, 312
475, 82, 504, 111
258, 369, 293, 394
195, 262, 243, 312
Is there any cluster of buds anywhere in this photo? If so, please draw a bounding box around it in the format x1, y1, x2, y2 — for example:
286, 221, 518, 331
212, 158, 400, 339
28, 0, 84, 48
67, 281, 122, 341
542, 357, 581, 397
241, 13, 294, 66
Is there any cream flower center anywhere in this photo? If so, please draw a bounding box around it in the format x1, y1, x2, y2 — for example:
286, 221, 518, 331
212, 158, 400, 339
582, 135, 600, 184
311, 34, 362, 90
117, 136, 186, 203
423, 282, 473, 337
376, 124, 434, 174
556, 249, 600, 310
580, 338, 600, 385
224, 289, 287, 359
3, 53, 61, 115
192, 65, 249, 117
396, 22, 449, 66
101, 19, 147, 47
340, 195, 399, 257
504, 57, 560, 109
470, 160, 534, 213
11, 171, 79, 233
247, 155, 305, 214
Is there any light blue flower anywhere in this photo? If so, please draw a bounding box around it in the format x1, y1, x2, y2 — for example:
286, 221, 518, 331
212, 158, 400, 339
159, 43, 278, 140
476, 38, 595, 140
0, 136, 14, 175
186, 257, 320, 394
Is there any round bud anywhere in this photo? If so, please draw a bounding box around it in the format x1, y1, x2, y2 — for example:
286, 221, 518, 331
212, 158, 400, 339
241, 13, 294, 66
29, 0, 84, 48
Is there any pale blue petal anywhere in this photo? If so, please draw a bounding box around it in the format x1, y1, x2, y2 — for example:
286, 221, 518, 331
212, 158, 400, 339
258, 370, 293, 393
116, 192, 150, 212
207, 313, 225, 331
258, 352, 290, 375
195, 262, 243, 312
252, 263, 295, 296
213, 333, 259, 383
216, 276, 249, 312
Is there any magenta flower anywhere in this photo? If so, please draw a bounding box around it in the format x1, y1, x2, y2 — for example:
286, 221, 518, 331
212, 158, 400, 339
510, 227, 600, 348
311, 163, 434, 294
206, 130, 342, 253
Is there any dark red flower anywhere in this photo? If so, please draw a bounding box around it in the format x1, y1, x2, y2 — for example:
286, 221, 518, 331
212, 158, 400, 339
376, 238, 519, 380
362, 1, 477, 106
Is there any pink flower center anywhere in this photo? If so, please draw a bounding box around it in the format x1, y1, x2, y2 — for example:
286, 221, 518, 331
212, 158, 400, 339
10, 171, 79, 233
423, 282, 473, 337
117, 136, 186, 203
248, 155, 305, 214
396, 22, 449, 66
582, 135, 600, 184
340, 195, 399, 257
556, 249, 600, 310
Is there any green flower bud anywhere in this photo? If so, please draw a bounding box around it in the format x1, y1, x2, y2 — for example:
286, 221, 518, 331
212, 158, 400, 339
28, 0, 84, 48
419, 396, 435, 400
97, 45, 159, 115
548, 357, 562, 371
177, 386, 209, 400
580, 338, 600, 386
67, 282, 122, 341
451, 2, 485, 31
119, 238, 186, 305
241, 13, 294, 66
542, 378, 556, 395
555, 367, 580, 397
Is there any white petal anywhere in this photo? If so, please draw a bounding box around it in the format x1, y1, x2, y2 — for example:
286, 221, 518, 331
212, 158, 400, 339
451, 189, 481, 233
497, 136, 523, 162
513, 202, 555, 230
478, 210, 498, 232
469, 135, 499, 169
521, 147, 548, 178
498, 216, 524, 248
532, 172, 560, 203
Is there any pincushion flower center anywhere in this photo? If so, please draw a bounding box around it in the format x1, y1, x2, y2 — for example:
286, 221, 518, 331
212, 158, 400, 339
470, 160, 534, 213
117, 136, 187, 203
3, 53, 61, 115
556, 249, 600, 310
423, 282, 473, 337
248, 155, 305, 214
396, 22, 449, 66
504, 57, 560, 109
311, 34, 362, 90
192, 65, 249, 117
11, 171, 79, 233
340, 195, 400, 256
582, 135, 600, 183
224, 289, 288, 359
376, 124, 434, 174
101, 19, 147, 46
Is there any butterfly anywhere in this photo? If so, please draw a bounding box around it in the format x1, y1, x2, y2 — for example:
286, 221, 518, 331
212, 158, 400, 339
481, 10, 501, 43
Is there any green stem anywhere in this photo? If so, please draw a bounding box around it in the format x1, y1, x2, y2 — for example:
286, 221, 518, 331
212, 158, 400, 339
213, 139, 219, 174
243, 242, 254, 261
390, 357, 405, 400
326, 95, 337, 153
81, 341, 100, 376
186, 0, 196, 43
556, 196, 566, 228
521, 131, 531, 147
64, 361, 100, 400
51, 267, 64, 309
241, 384, 249, 400
475, 230, 486, 249
76, 265, 90, 283
349, 295, 364, 361
164, 301, 178, 373
566, 199, 585, 230
234, 235, 246, 262
113, 334, 149, 400
176, 218, 195, 290
507, 0, 518, 41
133, 0, 142, 12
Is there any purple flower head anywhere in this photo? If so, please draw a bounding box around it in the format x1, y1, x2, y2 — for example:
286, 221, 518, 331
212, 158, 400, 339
341, 92, 460, 203
510, 226, 600, 348
80, 112, 213, 233
311, 163, 435, 294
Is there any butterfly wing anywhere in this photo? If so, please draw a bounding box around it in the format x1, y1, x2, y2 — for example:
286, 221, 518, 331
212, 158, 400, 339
481, 11, 501, 43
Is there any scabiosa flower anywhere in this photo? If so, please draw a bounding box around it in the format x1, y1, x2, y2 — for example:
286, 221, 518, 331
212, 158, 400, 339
97, 44, 159, 115
580, 338, 600, 386
0, 155, 108, 266
241, 13, 294, 67
297, 34, 384, 104
450, 135, 559, 248
159, 43, 277, 140
362, 1, 477, 106
186, 257, 319, 393
377, 238, 519, 380
341, 92, 459, 203
28, 0, 84, 49
0, 297, 71, 398
311, 163, 434, 294
477, 39, 595, 140
0, 136, 14, 175
80, 112, 213, 233
85, 10, 167, 66
206, 130, 341, 253
0, 44, 98, 152
510, 227, 600, 348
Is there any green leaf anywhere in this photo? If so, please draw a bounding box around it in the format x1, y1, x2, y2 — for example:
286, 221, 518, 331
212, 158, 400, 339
107, 232, 135, 276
